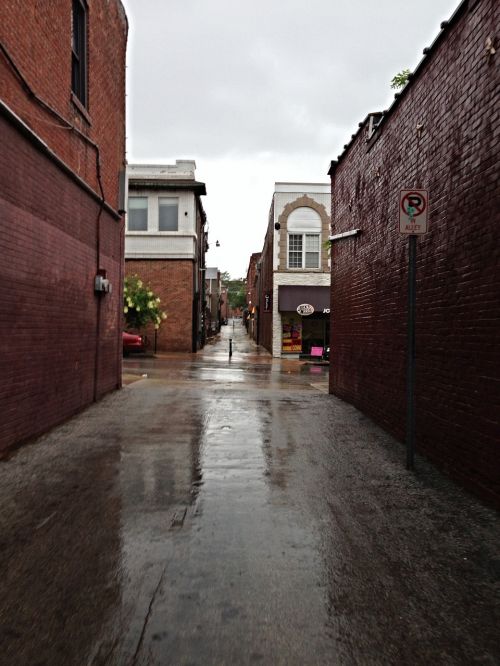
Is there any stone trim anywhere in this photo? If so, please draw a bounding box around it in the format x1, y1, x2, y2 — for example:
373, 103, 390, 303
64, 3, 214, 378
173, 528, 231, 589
277, 195, 330, 271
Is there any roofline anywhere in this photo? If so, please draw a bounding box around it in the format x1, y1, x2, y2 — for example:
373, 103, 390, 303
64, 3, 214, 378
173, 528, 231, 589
328, 0, 469, 175
128, 179, 207, 195
274, 182, 330, 186
127, 160, 197, 168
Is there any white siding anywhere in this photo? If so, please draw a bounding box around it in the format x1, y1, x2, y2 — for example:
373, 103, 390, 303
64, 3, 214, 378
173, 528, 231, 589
273, 191, 331, 224
128, 161, 196, 180
125, 234, 197, 259
272, 189, 330, 272
125, 188, 198, 260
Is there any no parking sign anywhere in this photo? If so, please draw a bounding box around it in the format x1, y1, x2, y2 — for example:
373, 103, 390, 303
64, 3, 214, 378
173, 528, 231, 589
399, 190, 428, 234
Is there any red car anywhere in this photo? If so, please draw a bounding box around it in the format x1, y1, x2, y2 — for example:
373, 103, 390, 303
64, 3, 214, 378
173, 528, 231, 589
122, 331, 145, 355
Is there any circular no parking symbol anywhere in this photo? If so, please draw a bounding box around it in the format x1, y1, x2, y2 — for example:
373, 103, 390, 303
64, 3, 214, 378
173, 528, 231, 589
401, 191, 426, 219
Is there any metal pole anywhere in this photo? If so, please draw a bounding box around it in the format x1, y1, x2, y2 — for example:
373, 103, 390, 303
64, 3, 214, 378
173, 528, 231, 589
229, 338, 233, 358
406, 235, 417, 470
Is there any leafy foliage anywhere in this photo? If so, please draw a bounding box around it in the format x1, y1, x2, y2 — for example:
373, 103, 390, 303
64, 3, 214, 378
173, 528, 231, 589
123, 275, 167, 330
390, 68, 411, 89
222, 278, 247, 309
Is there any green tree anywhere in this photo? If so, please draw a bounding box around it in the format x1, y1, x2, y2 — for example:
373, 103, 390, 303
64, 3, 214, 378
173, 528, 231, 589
222, 278, 247, 309
123, 275, 167, 330
391, 68, 411, 89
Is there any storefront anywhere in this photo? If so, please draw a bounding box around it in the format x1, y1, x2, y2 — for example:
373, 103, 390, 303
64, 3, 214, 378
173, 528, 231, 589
278, 286, 330, 356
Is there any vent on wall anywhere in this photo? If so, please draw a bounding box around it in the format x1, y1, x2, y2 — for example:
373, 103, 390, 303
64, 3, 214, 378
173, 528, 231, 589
366, 113, 383, 141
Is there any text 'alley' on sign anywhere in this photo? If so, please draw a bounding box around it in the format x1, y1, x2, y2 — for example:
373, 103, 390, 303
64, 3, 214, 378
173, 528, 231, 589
399, 189, 429, 234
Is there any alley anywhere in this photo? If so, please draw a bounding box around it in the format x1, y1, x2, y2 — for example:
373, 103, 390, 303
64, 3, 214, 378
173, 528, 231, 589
0, 323, 499, 665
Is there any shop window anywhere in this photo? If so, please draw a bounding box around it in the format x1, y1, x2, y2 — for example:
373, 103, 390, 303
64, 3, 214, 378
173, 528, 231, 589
128, 197, 148, 231
159, 197, 179, 231
282, 314, 302, 353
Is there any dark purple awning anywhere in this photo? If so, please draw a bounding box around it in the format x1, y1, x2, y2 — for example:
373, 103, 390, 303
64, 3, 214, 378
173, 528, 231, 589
278, 286, 330, 312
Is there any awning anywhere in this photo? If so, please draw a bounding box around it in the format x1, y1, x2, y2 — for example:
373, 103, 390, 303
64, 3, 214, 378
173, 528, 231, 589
278, 286, 330, 312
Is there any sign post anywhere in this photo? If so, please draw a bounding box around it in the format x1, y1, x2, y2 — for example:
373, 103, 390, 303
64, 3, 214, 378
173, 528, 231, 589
399, 190, 428, 470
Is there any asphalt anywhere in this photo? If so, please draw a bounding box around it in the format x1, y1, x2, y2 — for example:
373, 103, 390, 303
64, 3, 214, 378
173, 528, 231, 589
0, 320, 499, 665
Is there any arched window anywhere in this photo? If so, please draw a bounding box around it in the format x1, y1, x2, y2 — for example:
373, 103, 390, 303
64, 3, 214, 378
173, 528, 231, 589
287, 207, 321, 269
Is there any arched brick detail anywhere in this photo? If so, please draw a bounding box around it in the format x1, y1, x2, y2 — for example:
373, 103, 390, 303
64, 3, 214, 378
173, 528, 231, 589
277, 195, 330, 271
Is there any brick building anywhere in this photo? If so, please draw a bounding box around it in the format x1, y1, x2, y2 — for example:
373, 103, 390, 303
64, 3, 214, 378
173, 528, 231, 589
257, 183, 331, 357
246, 252, 261, 341
125, 162, 208, 352
205, 267, 222, 337
0, 1, 128, 455
328, 0, 499, 507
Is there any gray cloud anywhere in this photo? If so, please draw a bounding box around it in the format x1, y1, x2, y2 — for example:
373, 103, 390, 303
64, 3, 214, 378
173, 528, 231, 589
122, 0, 459, 275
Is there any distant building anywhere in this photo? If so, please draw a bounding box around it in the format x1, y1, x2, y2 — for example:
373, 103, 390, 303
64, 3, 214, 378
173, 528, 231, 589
205, 267, 221, 336
327, 0, 500, 508
0, 0, 128, 455
257, 183, 331, 358
125, 161, 208, 352
246, 253, 261, 341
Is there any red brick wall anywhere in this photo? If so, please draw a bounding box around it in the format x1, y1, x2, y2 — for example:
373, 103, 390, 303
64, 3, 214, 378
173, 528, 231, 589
329, 0, 500, 507
0, 114, 123, 455
257, 206, 275, 353
0, 0, 128, 208
246, 253, 261, 341
0, 0, 127, 455
125, 260, 194, 353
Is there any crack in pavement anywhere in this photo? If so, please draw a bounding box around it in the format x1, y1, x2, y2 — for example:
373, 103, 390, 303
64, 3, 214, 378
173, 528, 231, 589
130, 567, 167, 666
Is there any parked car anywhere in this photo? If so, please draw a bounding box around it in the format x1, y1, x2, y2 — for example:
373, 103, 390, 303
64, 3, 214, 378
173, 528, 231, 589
123, 331, 144, 355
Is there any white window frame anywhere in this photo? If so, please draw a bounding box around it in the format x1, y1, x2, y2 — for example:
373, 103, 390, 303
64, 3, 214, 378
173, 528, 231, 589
287, 232, 321, 270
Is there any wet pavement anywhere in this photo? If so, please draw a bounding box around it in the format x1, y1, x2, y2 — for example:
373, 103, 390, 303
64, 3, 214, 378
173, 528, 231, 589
0, 320, 499, 665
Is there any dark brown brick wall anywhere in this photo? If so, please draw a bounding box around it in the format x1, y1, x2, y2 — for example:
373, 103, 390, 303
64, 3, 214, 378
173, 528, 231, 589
125, 260, 194, 353
329, 0, 500, 507
257, 204, 275, 353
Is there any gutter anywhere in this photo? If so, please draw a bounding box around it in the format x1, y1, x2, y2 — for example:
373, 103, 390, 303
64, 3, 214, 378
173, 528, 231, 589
0, 100, 121, 221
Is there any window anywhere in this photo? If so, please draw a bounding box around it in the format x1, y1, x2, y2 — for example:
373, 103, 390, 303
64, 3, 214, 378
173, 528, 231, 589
288, 234, 303, 268
158, 198, 179, 231
288, 233, 320, 269
128, 197, 148, 231
305, 234, 320, 268
71, 0, 88, 107
286, 206, 321, 270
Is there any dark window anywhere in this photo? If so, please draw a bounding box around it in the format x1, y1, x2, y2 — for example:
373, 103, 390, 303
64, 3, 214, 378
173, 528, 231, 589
128, 197, 148, 231
158, 198, 179, 231
72, 0, 87, 106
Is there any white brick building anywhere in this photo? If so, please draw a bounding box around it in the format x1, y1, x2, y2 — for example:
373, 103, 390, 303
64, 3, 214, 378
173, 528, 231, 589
257, 183, 331, 358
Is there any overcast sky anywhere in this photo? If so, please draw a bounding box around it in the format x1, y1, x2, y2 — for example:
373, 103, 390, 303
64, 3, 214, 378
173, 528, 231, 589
121, 0, 459, 278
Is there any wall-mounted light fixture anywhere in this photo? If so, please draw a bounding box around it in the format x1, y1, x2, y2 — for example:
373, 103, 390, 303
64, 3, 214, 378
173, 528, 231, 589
216, 240, 220, 247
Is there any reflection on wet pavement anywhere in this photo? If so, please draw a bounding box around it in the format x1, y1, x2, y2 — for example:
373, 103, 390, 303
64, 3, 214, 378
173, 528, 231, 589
0, 320, 498, 665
